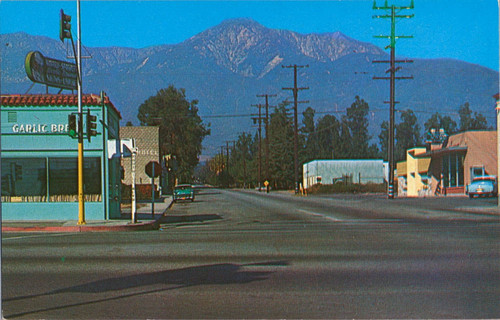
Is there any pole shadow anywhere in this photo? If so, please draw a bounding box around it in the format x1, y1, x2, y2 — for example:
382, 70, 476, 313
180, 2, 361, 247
4, 261, 289, 318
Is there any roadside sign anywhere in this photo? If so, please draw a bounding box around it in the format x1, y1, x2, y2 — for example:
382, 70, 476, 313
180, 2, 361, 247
25, 51, 77, 90
145, 161, 162, 178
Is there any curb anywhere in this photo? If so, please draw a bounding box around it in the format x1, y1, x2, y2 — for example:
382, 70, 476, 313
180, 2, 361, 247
1, 220, 159, 233
2, 199, 175, 233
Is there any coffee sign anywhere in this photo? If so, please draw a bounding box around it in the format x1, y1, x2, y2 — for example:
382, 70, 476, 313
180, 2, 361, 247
25, 51, 78, 90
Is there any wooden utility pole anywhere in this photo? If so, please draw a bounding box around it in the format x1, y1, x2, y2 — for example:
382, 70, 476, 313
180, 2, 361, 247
252, 104, 263, 191
373, 0, 414, 199
257, 94, 277, 193
282, 65, 309, 194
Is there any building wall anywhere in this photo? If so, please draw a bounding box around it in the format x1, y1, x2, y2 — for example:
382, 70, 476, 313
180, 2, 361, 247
400, 131, 497, 197
1, 94, 121, 220
447, 131, 497, 186
406, 148, 432, 197
303, 159, 386, 189
120, 126, 160, 186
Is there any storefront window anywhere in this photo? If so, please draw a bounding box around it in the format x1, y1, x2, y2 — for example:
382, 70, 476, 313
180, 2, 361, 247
49, 157, 102, 202
442, 156, 449, 187
1, 158, 47, 202
442, 153, 465, 188
450, 154, 457, 186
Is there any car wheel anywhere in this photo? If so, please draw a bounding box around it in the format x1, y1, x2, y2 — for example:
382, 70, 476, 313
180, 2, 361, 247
469, 194, 473, 199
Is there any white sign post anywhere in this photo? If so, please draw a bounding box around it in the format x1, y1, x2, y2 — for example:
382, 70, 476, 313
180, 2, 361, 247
131, 147, 138, 223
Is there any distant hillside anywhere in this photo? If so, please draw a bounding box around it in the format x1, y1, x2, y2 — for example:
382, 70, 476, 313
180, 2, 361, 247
1, 19, 498, 156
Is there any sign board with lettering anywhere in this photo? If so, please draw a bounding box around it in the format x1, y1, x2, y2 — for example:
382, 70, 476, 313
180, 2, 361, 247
25, 51, 78, 90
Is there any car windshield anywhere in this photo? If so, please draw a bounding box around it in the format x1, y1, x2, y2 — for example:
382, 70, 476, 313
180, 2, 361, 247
175, 185, 192, 190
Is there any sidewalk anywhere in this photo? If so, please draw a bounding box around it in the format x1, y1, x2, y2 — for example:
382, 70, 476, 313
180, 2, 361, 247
2, 196, 174, 233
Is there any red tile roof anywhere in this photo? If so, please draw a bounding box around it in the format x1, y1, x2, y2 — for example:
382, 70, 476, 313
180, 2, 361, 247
1, 94, 121, 119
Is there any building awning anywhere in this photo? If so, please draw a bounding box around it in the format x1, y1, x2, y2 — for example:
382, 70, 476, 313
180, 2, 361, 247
414, 146, 468, 158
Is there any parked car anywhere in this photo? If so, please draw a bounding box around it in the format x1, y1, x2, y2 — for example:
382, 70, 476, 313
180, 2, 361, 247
173, 184, 195, 202
466, 176, 497, 198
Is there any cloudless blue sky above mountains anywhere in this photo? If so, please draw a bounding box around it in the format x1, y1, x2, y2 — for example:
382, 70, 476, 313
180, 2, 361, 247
0, 0, 498, 70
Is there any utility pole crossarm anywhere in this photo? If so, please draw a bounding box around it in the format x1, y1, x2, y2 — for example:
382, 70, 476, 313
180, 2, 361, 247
374, 35, 413, 39
373, 14, 414, 19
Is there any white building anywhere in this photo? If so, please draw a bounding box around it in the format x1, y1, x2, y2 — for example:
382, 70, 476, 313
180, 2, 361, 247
303, 159, 387, 189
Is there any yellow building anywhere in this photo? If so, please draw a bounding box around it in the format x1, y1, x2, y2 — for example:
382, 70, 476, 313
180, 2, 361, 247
397, 147, 431, 197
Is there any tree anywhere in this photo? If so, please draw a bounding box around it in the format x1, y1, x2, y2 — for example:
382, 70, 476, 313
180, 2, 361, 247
424, 112, 457, 137
379, 121, 389, 161
343, 96, 376, 159
314, 114, 341, 159
137, 85, 210, 183
459, 102, 488, 132
395, 109, 420, 161
301, 107, 318, 163
268, 104, 294, 189
231, 132, 254, 188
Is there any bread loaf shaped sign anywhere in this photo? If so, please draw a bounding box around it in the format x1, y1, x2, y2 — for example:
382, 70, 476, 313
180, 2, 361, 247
25, 51, 78, 90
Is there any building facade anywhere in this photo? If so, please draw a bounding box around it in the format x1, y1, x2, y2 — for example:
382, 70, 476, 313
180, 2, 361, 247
120, 126, 161, 198
397, 131, 497, 197
1, 94, 122, 220
397, 148, 432, 197
303, 159, 387, 189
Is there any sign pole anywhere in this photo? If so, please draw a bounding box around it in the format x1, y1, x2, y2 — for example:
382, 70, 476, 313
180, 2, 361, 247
151, 165, 155, 218
131, 148, 137, 223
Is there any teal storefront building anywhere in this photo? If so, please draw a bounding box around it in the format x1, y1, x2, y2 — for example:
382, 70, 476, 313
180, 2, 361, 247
1, 94, 122, 220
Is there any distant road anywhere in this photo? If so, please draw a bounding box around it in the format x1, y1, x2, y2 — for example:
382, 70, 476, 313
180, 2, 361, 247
2, 189, 499, 319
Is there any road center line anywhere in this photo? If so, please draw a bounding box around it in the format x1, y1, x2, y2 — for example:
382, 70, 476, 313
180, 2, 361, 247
297, 209, 343, 221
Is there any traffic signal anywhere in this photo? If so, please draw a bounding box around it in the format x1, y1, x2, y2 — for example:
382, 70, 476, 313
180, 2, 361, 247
68, 113, 77, 138
59, 9, 72, 42
86, 109, 97, 142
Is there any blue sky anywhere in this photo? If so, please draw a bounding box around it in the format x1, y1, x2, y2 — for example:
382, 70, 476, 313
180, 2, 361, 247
0, 0, 498, 70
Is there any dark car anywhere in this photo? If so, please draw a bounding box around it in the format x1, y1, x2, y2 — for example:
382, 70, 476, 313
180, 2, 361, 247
173, 184, 195, 202
466, 176, 497, 198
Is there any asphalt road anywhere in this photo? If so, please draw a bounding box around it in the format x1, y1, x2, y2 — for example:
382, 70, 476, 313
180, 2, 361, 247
2, 189, 499, 319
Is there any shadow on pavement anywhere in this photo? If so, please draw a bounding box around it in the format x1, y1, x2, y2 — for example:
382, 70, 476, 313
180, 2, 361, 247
4, 261, 288, 318
159, 214, 223, 224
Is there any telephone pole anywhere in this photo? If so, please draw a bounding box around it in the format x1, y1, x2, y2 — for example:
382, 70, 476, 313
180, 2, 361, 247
252, 104, 264, 191
257, 94, 277, 193
220, 146, 225, 187
372, 0, 414, 199
282, 64, 309, 194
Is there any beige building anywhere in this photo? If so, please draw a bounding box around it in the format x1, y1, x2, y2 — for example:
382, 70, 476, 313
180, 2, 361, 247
397, 131, 497, 197
120, 126, 160, 186
397, 148, 432, 197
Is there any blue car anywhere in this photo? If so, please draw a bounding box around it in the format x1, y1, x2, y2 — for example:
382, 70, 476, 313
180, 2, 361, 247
466, 176, 497, 198
173, 184, 195, 202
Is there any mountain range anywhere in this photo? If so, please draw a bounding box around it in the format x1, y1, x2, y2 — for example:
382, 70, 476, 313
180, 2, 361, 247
1, 18, 499, 156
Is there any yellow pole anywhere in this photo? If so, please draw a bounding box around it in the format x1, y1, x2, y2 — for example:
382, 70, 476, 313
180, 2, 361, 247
76, 0, 85, 225
78, 139, 85, 224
